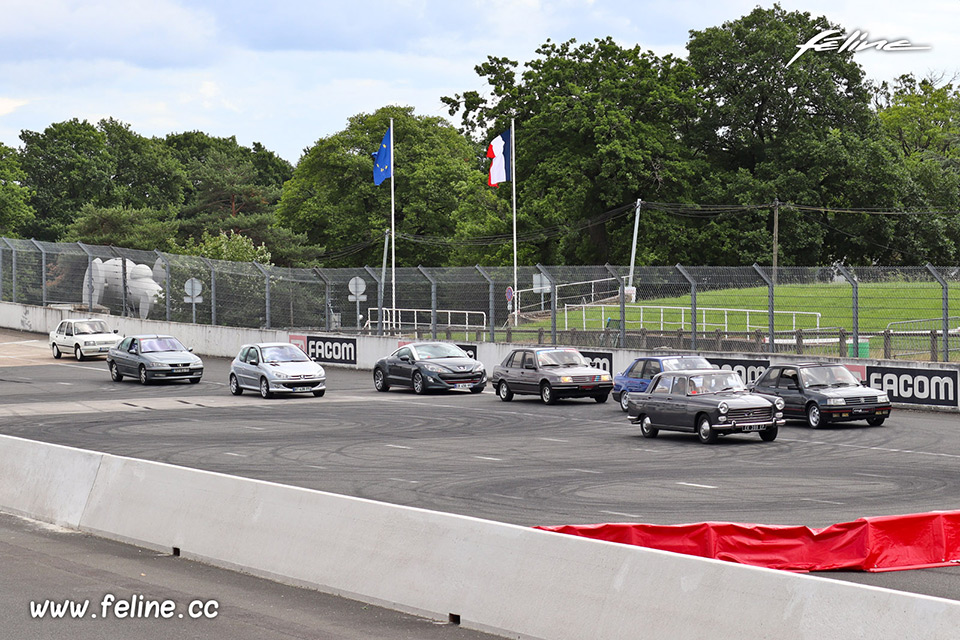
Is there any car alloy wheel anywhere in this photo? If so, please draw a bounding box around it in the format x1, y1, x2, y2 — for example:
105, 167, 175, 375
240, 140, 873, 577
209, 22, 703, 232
412, 372, 426, 395
138, 366, 149, 385
229, 374, 243, 395
259, 377, 272, 399
540, 382, 557, 405
109, 362, 122, 382
52, 344, 62, 359
74, 345, 84, 361
619, 392, 630, 412
697, 415, 718, 444
497, 381, 513, 402
807, 403, 823, 429
640, 416, 658, 439
373, 368, 390, 392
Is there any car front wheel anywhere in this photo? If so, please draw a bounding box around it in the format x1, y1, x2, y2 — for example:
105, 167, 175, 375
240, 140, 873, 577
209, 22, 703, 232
497, 381, 513, 402
867, 416, 885, 426
259, 377, 272, 399
759, 426, 779, 442
806, 403, 824, 429
138, 366, 150, 385
619, 392, 630, 412
229, 374, 243, 395
640, 416, 658, 439
74, 345, 84, 361
373, 368, 390, 392
540, 382, 557, 405
594, 393, 609, 404
697, 415, 718, 444
313, 389, 325, 397
109, 361, 122, 382
52, 343, 62, 359
412, 371, 426, 395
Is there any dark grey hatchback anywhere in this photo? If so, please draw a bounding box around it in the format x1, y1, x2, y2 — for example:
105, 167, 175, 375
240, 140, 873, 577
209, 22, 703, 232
490, 347, 613, 404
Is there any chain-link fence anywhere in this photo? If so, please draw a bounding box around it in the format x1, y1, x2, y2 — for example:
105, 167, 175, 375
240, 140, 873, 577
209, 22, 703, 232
1, 239, 957, 362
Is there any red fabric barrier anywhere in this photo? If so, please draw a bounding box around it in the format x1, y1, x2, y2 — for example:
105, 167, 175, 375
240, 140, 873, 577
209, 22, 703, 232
536, 511, 960, 572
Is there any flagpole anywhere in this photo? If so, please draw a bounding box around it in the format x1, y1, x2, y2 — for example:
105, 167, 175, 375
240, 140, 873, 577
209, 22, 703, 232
390, 118, 396, 331
511, 117, 517, 325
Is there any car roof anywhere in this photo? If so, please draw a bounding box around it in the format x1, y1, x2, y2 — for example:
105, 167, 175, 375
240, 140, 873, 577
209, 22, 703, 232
657, 368, 727, 377
127, 334, 175, 340
245, 342, 294, 348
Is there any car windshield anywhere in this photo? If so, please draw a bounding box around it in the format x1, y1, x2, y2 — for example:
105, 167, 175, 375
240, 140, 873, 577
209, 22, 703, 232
140, 337, 186, 353
261, 345, 310, 363
74, 321, 110, 335
415, 343, 468, 359
537, 349, 587, 367
662, 357, 712, 371
799, 365, 860, 388
687, 372, 746, 395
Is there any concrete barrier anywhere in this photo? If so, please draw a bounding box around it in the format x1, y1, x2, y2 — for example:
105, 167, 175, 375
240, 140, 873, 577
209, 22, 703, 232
3, 432, 960, 639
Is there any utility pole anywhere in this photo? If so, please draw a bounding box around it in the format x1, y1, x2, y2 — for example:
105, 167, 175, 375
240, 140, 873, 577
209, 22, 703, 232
772, 198, 780, 286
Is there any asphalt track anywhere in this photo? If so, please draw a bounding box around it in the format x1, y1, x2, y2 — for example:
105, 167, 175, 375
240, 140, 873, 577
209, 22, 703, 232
2, 328, 960, 628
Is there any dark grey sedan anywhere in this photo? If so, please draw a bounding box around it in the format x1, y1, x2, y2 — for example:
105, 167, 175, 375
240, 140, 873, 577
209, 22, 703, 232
491, 347, 612, 404
107, 335, 204, 385
627, 369, 784, 443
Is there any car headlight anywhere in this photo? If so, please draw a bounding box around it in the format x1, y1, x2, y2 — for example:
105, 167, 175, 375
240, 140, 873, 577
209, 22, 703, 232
718, 401, 729, 414
473, 363, 484, 372
316, 366, 326, 377
272, 371, 289, 380
600, 374, 611, 381
775, 397, 785, 411
826, 398, 845, 406
83, 341, 95, 346
560, 376, 573, 383
422, 363, 447, 373
877, 394, 889, 403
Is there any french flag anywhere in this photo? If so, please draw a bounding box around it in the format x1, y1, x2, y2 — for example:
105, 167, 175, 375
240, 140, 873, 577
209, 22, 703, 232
486, 129, 511, 186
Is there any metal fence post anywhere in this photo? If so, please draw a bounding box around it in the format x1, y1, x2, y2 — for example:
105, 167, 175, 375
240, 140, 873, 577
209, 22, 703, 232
836, 264, 859, 357
0, 238, 4, 301
676, 264, 697, 350
109, 247, 128, 317
476, 265, 495, 343
418, 266, 437, 339
78, 242, 95, 311
253, 262, 270, 329
200, 258, 216, 325
30, 239, 47, 307
363, 265, 383, 336
154, 251, 171, 321
313, 268, 331, 331
604, 264, 625, 348
536, 264, 557, 345
752, 263, 775, 354
926, 264, 949, 362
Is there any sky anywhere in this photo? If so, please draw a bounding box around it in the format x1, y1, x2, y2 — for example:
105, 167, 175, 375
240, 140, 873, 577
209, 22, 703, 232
0, 0, 957, 165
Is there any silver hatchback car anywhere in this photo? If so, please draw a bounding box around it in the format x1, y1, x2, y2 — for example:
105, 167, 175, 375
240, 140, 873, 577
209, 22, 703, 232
230, 343, 326, 399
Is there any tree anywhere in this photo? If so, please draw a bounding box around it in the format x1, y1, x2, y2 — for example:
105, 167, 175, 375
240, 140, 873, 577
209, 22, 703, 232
277, 105, 476, 267
0, 143, 34, 235
62, 204, 179, 251
443, 38, 701, 266
171, 229, 272, 264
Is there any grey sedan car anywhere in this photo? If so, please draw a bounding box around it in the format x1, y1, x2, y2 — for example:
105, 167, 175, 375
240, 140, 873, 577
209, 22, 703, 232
230, 343, 326, 399
491, 347, 612, 404
107, 335, 203, 384
627, 369, 785, 443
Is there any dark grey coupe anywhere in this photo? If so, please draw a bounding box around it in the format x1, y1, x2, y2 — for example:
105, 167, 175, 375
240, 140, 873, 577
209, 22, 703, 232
491, 347, 613, 404
373, 342, 485, 394
627, 369, 784, 443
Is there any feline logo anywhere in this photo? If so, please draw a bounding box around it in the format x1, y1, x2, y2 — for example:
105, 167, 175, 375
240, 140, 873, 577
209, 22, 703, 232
787, 29, 930, 67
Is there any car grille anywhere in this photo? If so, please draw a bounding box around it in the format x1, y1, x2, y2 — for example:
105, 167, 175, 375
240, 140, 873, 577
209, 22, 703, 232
439, 372, 483, 384
845, 396, 883, 404
728, 406, 774, 422
280, 381, 320, 389
572, 375, 606, 383
167, 363, 193, 368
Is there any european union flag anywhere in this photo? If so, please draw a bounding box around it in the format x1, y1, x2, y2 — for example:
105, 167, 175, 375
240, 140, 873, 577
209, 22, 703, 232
373, 127, 392, 185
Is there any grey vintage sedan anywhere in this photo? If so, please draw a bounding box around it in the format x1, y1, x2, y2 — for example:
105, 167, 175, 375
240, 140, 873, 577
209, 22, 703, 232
491, 347, 612, 404
230, 342, 326, 399
107, 335, 204, 385
627, 369, 785, 443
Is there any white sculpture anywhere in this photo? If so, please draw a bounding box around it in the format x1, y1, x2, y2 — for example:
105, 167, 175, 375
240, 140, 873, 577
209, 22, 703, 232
82, 257, 163, 319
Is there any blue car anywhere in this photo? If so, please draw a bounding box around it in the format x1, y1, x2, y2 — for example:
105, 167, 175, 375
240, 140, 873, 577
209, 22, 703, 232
613, 355, 713, 411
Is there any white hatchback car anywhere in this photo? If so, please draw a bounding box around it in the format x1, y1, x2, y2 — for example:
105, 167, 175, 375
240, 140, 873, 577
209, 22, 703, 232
50, 318, 122, 360
229, 343, 326, 399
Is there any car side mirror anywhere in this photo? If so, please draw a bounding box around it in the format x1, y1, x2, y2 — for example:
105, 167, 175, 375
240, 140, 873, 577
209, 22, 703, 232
525, 363, 536, 370
399, 354, 410, 362
250, 359, 259, 366
861, 380, 869, 386
188, 347, 194, 353
113, 329, 119, 333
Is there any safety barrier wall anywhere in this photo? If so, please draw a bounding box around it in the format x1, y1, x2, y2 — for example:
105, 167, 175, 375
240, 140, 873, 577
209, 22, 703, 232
4, 432, 960, 640
3, 301, 957, 412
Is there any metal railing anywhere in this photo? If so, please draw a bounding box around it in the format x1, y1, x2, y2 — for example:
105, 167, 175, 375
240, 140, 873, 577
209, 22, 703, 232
0, 240, 956, 362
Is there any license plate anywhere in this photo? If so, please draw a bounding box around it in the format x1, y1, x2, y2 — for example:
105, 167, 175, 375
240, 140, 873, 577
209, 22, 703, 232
741, 425, 764, 432
852, 408, 866, 414
455, 383, 470, 389
293, 386, 311, 392
172, 368, 189, 374
99, 347, 109, 352
581, 385, 595, 390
